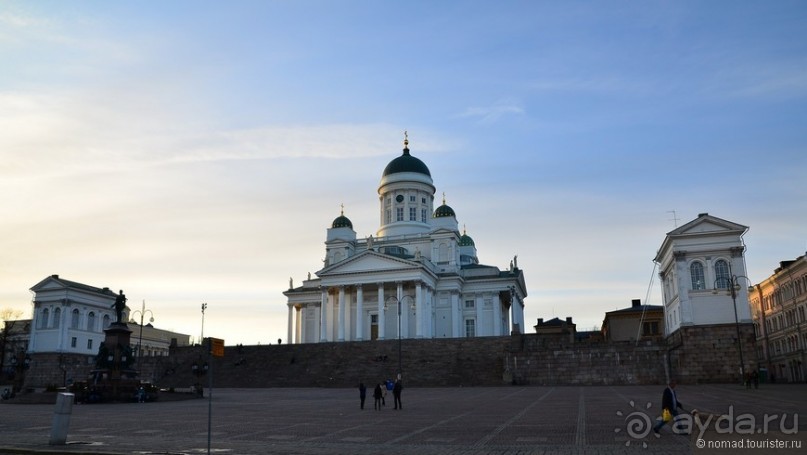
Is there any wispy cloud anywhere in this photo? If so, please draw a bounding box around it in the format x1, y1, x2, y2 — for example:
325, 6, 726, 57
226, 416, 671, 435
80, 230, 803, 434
458, 100, 524, 124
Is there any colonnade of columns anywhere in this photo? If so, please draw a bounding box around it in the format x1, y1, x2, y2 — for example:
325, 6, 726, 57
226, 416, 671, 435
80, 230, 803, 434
287, 282, 524, 344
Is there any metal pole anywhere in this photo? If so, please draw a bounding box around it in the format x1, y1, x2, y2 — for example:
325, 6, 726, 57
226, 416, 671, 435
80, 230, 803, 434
138, 313, 144, 372
398, 299, 402, 377
201, 303, 207, 344
731, 276, 746, 382
207, 337, 213, 455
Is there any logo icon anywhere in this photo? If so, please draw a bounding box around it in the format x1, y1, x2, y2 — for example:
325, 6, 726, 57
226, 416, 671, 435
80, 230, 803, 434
615, 400, 659, 448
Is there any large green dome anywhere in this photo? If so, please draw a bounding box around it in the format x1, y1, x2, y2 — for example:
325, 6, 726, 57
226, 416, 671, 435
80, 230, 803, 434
382, 143, 431, 177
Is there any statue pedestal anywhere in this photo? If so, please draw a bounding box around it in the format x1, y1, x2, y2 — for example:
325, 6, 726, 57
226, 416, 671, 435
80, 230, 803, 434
78, 322, 141, 402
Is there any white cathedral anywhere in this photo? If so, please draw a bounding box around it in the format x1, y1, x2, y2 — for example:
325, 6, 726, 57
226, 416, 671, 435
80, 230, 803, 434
284, 136, 527, 344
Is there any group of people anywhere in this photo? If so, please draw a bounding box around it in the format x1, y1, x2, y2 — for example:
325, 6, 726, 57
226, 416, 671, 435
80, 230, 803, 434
358, 379, 402, 410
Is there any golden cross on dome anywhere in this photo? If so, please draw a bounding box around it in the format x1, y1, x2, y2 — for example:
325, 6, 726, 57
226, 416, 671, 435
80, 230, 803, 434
340, 203, 344, 215
442, 192, 446, 205
404, 130, 409, 149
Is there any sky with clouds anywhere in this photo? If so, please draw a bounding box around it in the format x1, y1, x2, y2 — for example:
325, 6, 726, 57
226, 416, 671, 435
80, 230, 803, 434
1, 1, 806, 344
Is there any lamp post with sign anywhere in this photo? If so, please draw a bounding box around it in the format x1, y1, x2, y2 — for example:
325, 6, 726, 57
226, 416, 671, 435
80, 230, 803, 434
130, 300, 154, 374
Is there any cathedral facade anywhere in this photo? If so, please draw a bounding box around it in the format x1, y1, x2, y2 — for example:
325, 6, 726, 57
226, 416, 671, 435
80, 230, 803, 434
284, 137, 526, 344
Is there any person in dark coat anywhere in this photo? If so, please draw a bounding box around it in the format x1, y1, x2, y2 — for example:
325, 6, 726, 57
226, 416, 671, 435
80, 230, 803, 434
358, 382, 367, 410
373, 384, 383, 410
393, 379, 403, 410
653, 379, 687, 434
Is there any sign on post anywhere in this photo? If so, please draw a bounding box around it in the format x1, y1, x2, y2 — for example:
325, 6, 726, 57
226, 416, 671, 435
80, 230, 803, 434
210, 337, 225, 357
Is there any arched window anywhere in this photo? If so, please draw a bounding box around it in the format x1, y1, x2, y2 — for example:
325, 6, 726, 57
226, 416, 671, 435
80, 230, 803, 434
53, 307, 61, 328
71, 309, 80, 329
87, 312, 95, 331
39, 308, 50, 329
714, 259, 731, 289
690, 262, 705, 290
103, 314, 111, 329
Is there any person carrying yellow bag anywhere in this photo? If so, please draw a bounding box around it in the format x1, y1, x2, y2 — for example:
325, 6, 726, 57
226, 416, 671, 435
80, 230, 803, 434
653, 379, 688, 435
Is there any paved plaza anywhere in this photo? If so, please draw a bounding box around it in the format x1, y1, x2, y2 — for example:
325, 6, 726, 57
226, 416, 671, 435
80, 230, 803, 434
1, 384, 805, 455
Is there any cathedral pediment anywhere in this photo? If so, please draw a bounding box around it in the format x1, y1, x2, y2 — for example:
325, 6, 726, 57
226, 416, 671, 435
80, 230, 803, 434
318, 251, 420, 277
668, 213, 748, 237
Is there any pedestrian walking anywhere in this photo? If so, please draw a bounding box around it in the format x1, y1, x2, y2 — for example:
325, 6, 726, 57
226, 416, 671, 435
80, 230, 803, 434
393, 379, 403, 410
373, 383, 383, 410
653, 378, 687, 435
358, 382, 367, 410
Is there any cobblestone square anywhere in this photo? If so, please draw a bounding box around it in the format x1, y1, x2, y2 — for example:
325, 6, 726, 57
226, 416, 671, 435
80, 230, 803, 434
1, 384, 805, 454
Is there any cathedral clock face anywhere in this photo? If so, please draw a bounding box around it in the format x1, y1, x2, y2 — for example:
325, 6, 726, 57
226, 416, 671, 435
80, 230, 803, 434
396, 195, 404, 203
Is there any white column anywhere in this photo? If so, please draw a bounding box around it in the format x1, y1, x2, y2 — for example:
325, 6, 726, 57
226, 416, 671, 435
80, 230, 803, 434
377, 283, 385, 340
287, 304, 294, 344
451, 292, 460, 338
429, 288, 436, 338
397, 281, 407, 339
493, 293, 502, 336
338, 286, 346, 342
320, 288, 328, 342
519, 299, 525, 332
415, 281, 423, 338
475, 294, 482, 337
356, 284, 364, 341
295, 306, 302, 343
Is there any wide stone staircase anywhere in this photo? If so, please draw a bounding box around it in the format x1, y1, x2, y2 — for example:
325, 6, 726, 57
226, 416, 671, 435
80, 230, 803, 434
153, 337, 511, 389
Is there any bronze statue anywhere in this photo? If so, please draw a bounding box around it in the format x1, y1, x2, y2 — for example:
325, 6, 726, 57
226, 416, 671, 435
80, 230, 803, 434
112, 290, 127, 323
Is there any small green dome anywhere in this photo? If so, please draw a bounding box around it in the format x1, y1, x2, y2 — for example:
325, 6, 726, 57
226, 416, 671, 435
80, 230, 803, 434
433, 203, 455, 218
459, 233, 475, 246
331, 215, 353, 229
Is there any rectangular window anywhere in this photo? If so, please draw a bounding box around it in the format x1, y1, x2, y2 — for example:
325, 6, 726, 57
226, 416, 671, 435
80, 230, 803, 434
421, 197, 426, 203
642, 321, 659, 336
409, 195, 416, 202
87, 339, 93, 350
396, 207, 404, 221
421, 208, 427, 223
409, 207, 416, 221
385, 209, 391, 224
465, 319, 476, 337
464, 300, 475, 308
71, 337, 77, 348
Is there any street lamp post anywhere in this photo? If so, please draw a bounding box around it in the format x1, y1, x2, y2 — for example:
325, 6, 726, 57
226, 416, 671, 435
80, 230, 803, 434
9, 351, 31, 393
714, 273, 751, 384
385, 295, 414, 379
130, 300, 154, 374
200, 303, 208, 345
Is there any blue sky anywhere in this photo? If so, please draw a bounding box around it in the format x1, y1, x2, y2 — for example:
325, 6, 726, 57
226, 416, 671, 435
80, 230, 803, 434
1, 1, 806, 344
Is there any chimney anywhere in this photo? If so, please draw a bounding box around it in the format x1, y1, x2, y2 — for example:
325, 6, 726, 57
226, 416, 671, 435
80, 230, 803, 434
51, 274, 59, 279
632, 299, 641, 308
698, 212, 708, 217
565, 317, 573, 324
536, 318, 543, 325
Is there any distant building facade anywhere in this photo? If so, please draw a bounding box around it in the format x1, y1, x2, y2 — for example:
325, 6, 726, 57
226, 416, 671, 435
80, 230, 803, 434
602, 299, 664, 342
284, 137, 527, 344
534, 317, 576, 343
748, 253, 807, 383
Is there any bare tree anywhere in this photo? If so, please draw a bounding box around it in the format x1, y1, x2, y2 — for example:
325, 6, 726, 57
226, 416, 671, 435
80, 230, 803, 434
1, 308, 24, 378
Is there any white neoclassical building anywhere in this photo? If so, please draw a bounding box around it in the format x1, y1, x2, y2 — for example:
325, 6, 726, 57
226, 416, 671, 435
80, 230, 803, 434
284, 136, 527, 344
654, 213, 753, 335
28, 275, 190, 358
